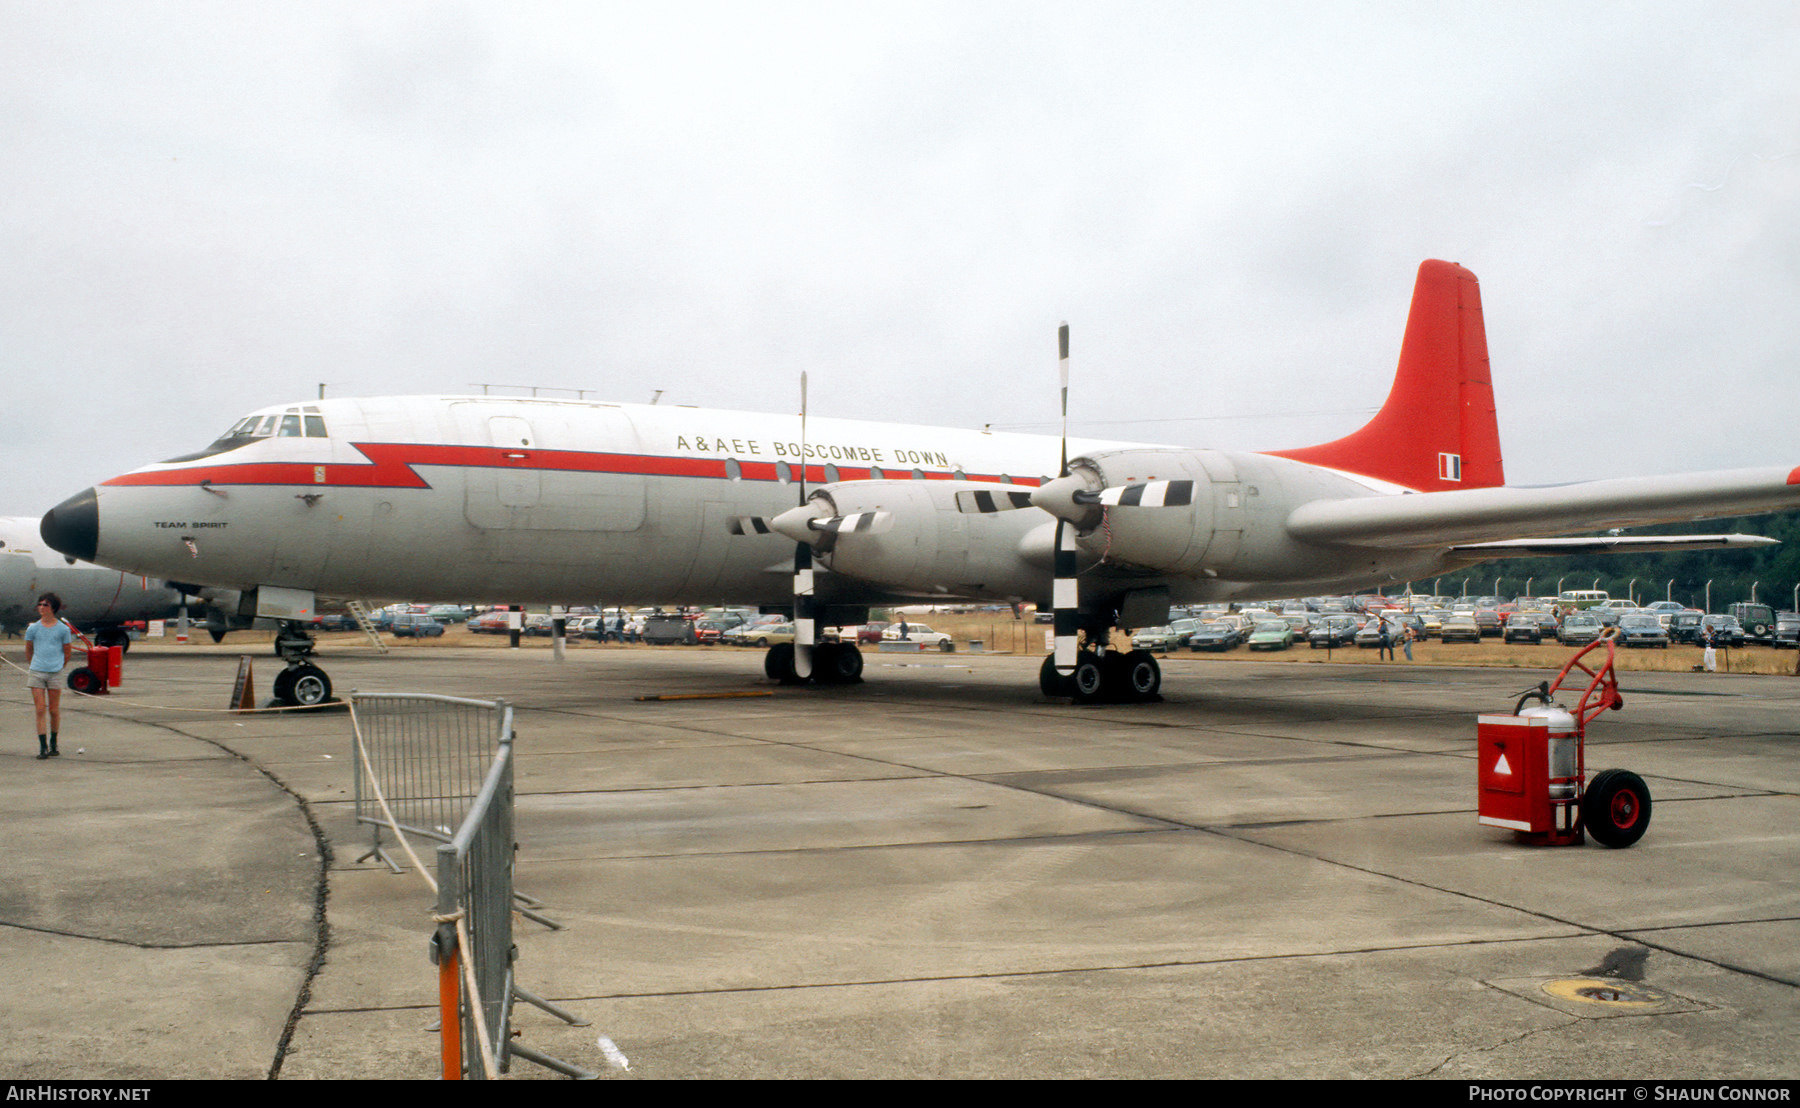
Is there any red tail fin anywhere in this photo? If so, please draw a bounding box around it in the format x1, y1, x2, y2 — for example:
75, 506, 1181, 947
1267, 259, 1504, 491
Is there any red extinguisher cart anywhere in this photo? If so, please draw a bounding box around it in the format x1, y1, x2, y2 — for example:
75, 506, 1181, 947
63, 621, 123, 696
1477, 634, 1651, 848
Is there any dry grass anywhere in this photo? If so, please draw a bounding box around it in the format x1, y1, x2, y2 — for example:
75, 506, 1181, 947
132, 613, 1800, 677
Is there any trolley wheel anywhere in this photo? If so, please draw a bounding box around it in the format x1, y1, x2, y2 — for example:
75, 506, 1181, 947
1583, 768, 1652, 848
67, 666, 106, 694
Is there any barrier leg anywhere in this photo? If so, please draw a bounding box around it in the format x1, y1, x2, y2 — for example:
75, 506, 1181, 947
439, 942, 462, 1080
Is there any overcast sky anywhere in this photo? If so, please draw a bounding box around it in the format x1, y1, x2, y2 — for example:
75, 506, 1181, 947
4, 1, 1796, 514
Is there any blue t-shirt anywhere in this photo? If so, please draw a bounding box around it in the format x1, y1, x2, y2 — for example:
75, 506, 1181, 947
26, 620, 74, 673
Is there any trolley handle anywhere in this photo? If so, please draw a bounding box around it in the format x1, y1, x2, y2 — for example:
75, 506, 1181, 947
1545, 634, 1622, 730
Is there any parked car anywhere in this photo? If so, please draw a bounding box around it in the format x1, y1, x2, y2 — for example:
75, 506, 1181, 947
1245, 620, 1295, 651
1667, 610, 1706, 644
467, 610, 513, 634
1187, 621, 1242, 652
1699, 615, 1746, 648
1308, 615, 1359, 649
312, 611, 360, 632
1503, 612, 1559, 644
883, 624, 953, 648
732, 620, 794, 647
1726, 602, 1776, 643
1439, 614, 1481, 643
1131, 625, 1184, 653
642, 614, 699, 645
390, 612, 445, 638
1616, 614, 1670, 649
1773, 612, 1800, 649
1557, 613, 1604, 646
1352, 615, 1416, 649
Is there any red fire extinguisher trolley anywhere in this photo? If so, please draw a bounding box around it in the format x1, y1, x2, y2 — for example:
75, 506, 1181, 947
1477, 635, 1652, 848
63, 620, 123, 696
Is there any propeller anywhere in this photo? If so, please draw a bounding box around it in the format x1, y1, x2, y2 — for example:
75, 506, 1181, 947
1051, 324, 1079, 676
950, 326, 1194, 680
793, 373, 814, 681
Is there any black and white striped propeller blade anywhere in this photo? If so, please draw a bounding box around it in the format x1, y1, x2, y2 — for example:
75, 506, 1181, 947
793, 372, 813, 680
1089, 479, 1194, 508
953, 488, 1036, 514
1052, 323, 1079, 675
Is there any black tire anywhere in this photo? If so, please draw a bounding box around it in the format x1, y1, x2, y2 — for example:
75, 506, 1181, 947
1071, 653, 1106, 703
1583, 768, 1652, 848
67, 667, 105, 694
1124, 651, 1162, 701
1039, 654, 1074, 698
291, 664, 331, 707
815, 642, 864, 685
765, 642, 806, 685
275, 663, 332, 707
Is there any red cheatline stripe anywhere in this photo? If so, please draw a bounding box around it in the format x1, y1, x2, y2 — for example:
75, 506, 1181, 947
99, 443, 1044, 490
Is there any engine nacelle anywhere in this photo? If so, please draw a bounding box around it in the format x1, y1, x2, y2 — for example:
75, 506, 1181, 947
803, 480, 1049, 599
1063, 450, 1222, 576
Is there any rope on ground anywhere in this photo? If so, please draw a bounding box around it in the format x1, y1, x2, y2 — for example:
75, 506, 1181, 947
0, 651, 341, 714
352, 704, 497, 1081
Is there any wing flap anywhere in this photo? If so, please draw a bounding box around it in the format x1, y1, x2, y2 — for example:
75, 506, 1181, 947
1449, 534, 1778, 558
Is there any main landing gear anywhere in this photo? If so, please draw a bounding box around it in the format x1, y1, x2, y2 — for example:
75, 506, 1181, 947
1039, 648, 1162, 704
272, 621, 335, 708
765, 641, 865, 686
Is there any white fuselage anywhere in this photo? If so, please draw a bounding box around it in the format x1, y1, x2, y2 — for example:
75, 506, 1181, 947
73, 395, 1452, 610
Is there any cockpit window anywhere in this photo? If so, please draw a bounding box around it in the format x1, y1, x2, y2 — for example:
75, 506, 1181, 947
160, 407, 331, 463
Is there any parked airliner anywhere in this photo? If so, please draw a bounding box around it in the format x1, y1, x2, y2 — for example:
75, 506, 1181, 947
1, 516, 241, 647
39, 261, 1800, 705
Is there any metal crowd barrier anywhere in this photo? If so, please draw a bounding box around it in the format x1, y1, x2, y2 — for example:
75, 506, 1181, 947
349, 693, 591, 1080
352, 693, 561, 930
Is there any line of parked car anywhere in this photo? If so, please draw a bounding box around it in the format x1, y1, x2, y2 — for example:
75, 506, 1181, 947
1124, 595, 1798, 654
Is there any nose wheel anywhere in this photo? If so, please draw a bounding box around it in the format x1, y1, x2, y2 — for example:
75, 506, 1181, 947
272, 662, 333, 708
272, 621, 336, 708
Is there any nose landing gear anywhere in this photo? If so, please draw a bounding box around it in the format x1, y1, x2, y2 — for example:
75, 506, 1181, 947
272, 622, 336, 708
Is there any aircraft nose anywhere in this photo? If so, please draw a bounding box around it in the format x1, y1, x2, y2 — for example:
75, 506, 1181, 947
41, 487, 99, 562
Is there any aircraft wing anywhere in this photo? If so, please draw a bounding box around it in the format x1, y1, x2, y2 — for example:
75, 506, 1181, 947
1285, 466, 1800, 549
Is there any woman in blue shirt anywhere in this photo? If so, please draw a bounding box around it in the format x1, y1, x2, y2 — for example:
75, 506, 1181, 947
25, 592, 72, 759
